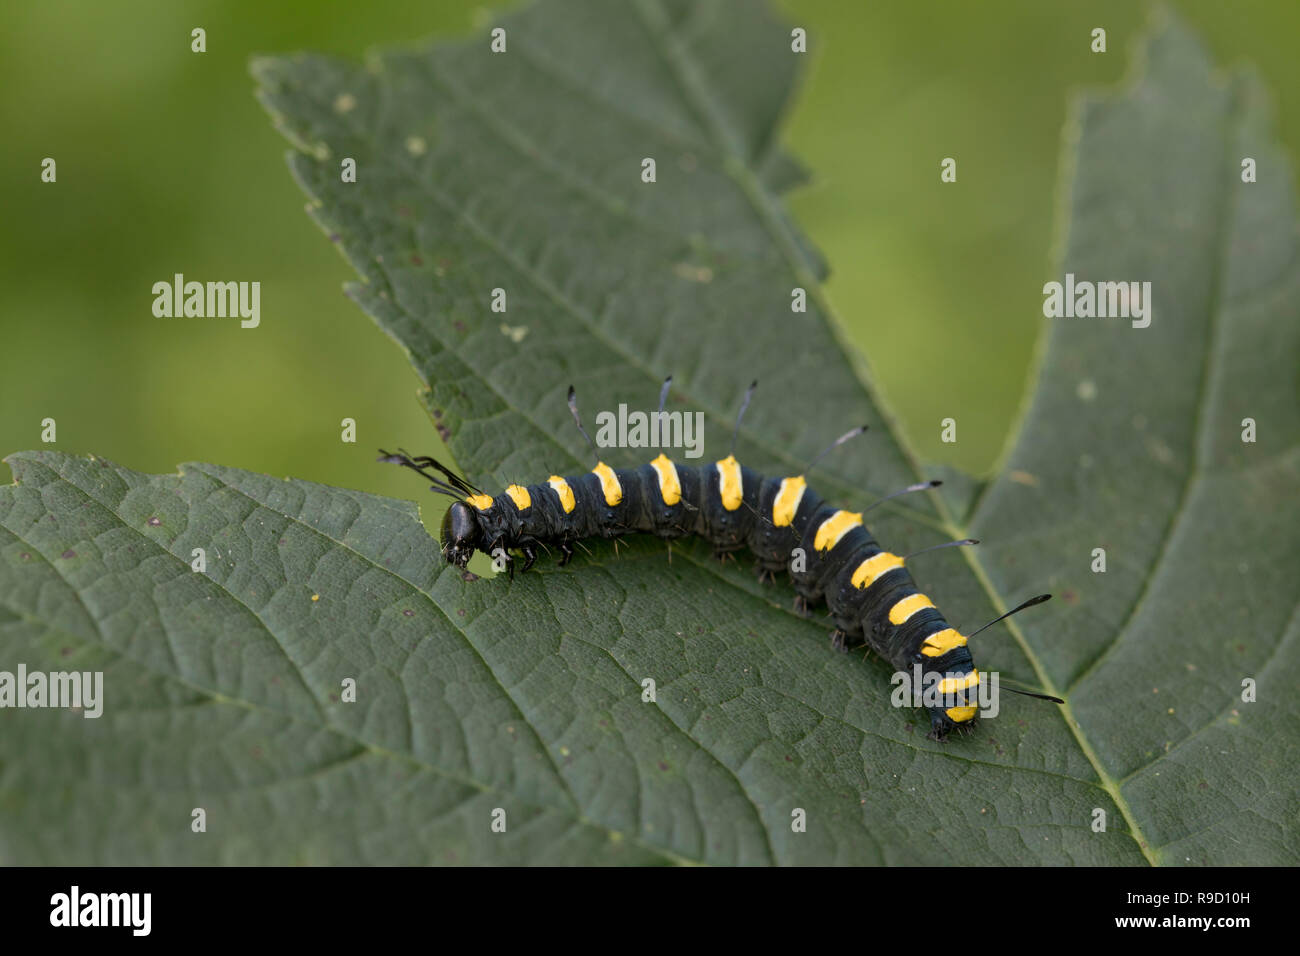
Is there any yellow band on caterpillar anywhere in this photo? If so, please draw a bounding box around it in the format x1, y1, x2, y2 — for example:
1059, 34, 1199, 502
650, 454, 681, 505
851, 551, 904, 589
888, 593, 934, 625
813, 510, 862, 552
945, 706, 978, 723
466, 493, 494, 510
715, 455, 743, 510
772, 476, 806, 526
592, 462, 623, 506
921, 628, 967, 657
937, 670, 980, 695
547, 476, 576, 514
506, 484, 531, 511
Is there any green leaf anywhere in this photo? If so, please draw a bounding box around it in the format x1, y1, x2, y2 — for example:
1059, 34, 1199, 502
3, 2, 1295, 864
970, 14, 1300, 862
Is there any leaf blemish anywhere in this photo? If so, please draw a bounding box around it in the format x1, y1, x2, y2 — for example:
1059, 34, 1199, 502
673, 262, 713, 283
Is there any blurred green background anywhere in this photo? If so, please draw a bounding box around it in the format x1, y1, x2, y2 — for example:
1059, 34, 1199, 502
3, 0, 1297, 516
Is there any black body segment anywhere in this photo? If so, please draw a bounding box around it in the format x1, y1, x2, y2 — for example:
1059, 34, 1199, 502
440, 454, 982, 740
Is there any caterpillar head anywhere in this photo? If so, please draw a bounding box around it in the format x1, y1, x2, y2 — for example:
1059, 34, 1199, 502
440, 501, 483, 570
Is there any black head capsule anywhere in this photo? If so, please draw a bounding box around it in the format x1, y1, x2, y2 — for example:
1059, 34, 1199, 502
440, 500, 484, 570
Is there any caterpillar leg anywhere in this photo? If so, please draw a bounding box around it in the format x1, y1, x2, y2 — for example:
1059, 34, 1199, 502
753, 557, 784, 585
520, 544, 538, 574
792, 594, 812, 618
829, 629, 864, 653
557, 542, 574, 567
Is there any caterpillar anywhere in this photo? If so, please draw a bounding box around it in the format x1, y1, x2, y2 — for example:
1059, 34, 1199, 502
381, 379, 1061, 741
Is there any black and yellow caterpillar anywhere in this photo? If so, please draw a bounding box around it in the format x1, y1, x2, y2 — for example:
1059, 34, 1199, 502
382, 381, 1057, 741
